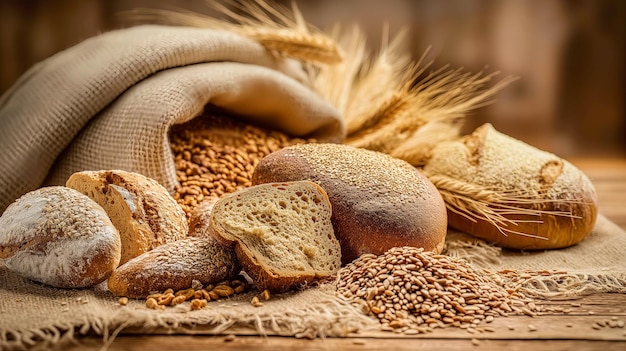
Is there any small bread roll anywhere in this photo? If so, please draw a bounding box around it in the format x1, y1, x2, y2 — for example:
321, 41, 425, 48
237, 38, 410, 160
0, 186, 121, 288
107, 237, 239, 298
423, 123, 598, 249
252, 143, 448, 264
66, 170, 188, 265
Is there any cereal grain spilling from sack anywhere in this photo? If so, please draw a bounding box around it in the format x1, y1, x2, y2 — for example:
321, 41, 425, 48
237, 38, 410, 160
169, 111, 315, 217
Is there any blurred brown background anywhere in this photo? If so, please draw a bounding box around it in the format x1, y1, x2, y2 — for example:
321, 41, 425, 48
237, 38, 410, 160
1, 0, 624, 158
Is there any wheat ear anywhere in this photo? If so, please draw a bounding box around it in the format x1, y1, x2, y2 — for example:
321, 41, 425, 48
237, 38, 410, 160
306, 24, 368, 115
120, 0, 341, 64
346, 55, 518, 165
427, 173, 587, 239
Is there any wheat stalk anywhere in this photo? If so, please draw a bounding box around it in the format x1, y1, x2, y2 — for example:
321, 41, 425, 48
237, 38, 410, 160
344, 26, 412, 134
427, 173, 587, 239
121, 0, 341, 64
307, 24, 368, 115
342, 43, 517, 165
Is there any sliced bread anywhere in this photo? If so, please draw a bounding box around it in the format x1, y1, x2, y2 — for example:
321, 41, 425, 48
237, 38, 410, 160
252, 143, 448, 264
208, 181, 341, 293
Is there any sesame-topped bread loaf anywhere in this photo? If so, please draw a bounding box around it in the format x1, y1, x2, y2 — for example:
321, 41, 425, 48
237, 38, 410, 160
107, 236, 239, 298
422, 123, 598, 249
252, 143, 448, 264
208, 181, 341, 293
0, 186, 121, 288
66, 170, 188, 265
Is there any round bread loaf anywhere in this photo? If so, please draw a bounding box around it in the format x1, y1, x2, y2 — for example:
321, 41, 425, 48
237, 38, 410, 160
251, 143, 448, 264
107, 236, 240, 298
0, 186, 121, 288
66, 170, 188, 265
422, 123, 598, 250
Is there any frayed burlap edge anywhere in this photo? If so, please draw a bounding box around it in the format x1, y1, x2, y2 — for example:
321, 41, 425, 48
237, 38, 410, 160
0, 283, 377, 351
445, 214, 626, 299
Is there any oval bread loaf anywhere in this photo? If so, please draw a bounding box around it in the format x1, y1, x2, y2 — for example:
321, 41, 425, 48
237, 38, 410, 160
208, 181, 341, 293
422, 123, 598, 249
107, 236, 239, 298
0, 186, 121, 288
252, 143, 448, 264
66, 170, 188, 265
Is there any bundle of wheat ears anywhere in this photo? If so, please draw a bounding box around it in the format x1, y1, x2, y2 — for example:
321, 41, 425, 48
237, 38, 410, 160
125, 0, 581, 241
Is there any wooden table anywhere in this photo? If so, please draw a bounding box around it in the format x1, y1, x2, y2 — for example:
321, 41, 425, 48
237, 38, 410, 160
64, 158, 626, 351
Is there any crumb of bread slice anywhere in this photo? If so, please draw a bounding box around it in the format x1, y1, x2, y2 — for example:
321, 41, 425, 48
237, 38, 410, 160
209, 181, 340, 293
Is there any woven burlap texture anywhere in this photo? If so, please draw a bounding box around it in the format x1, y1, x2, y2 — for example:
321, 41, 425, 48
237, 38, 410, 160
1, 215, 624, 350
0, 25, 344, 213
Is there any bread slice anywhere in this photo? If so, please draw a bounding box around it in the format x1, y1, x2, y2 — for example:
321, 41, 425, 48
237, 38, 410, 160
208, 181, 341, 293
107, 237, 239, 298
66, 170, 188, 265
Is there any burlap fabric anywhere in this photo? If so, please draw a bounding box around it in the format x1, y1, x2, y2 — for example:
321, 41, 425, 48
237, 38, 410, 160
1, 215, 624, 349
0, 25, 344, 213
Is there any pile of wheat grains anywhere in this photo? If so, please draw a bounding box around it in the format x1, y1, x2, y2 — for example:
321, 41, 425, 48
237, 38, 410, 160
169, 110, 315, 218
336, 246, 537, 335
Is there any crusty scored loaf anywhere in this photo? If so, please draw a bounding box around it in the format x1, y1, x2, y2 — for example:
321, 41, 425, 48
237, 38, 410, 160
423, 123, 597, 249
66, 170, 188, 265
0, 186, 121, 288
107, 237, 239, 298
252, 143, 448, 264
208, 181, 341, 293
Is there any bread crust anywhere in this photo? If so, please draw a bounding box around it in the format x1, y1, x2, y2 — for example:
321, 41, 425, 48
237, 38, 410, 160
424, 123, 598, 249
66, 170, 188, 264
252, 143, 448, 264
0, 186, 121, 288
107, 237, 239, 298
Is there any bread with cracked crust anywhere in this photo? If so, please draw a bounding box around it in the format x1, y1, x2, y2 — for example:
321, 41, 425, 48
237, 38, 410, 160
66, 170, 188, 265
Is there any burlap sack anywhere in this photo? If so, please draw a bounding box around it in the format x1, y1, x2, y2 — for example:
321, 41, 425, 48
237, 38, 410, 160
0, 25, 344, 213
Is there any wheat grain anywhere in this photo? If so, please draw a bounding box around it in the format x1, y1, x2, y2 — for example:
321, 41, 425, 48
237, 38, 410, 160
336, 247, 536, 333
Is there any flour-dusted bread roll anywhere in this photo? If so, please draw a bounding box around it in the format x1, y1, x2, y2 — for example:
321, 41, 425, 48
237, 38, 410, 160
66, 170, 188, 265
252, 143, 448, 264
0, 186, 121, 288
423, 123, 598, 250
107, 236, 239, 298
208, 181, 341, 293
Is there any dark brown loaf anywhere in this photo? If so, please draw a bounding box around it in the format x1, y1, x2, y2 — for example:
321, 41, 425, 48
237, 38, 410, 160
107, 236, 239, 298
423, 123, 598, 249
251, 143, 448, 264
0, 186, 121, 288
